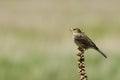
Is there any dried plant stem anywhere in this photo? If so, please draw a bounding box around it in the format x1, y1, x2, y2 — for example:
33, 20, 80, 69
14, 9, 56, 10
76, 49, 88, 80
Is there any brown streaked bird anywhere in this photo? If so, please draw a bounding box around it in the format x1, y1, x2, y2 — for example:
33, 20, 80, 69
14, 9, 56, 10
71, 28, 107, 58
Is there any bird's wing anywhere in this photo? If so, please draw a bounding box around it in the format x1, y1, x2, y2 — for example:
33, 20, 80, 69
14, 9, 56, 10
82, 33, 98, 49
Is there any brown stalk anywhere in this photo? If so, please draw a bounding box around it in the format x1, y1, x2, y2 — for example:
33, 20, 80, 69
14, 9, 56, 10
76, 49, 88, 80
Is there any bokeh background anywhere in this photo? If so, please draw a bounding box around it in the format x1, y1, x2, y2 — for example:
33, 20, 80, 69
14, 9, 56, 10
0, 0, 120, 80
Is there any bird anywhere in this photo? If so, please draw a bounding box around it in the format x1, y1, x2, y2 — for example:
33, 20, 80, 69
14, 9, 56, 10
71, 28, 107, 58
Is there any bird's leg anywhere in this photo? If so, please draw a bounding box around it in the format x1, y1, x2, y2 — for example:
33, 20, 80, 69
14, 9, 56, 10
78, 47, 84, 53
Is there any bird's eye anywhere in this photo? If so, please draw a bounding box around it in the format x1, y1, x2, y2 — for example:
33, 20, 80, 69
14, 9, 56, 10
73, 29, 76, 30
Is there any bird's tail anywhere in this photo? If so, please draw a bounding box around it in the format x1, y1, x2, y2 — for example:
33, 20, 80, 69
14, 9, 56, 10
96, 48, 107, 58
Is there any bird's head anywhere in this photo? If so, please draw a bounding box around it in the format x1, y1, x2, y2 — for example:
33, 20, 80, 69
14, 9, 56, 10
71, 28, 82, 33
71, 28, 82, 37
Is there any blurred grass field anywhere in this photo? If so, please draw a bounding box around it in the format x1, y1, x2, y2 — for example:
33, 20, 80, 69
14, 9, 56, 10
0, 0, 120, 80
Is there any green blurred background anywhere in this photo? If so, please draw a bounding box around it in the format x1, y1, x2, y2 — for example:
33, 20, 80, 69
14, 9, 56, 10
0, 0, 120, 80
